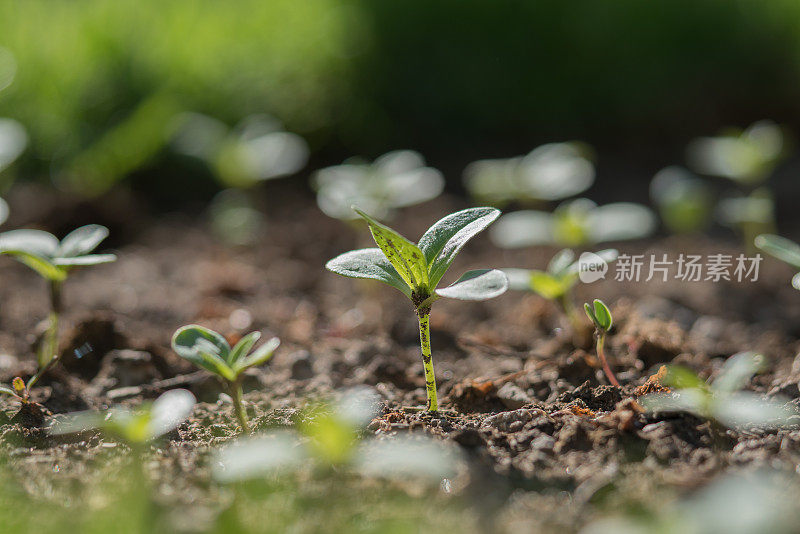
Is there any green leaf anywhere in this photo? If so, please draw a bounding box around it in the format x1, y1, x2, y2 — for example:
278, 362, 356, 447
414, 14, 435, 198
435, 269, 508, 301
0, 384, 17, 397
584, 299, 613, 331
755, 234, 800, 270
53, 254, 117, 266
662, 365, 708, 391
235, 337, 280, 373
529, 271, 573, 300
172, 325, 235, 379
57, 224, 109, 257
353, 208, 429, 291
417, 207, 500, 288
2, 251, 66, 281
325, 248, 412, 298
228, 331, 261, 365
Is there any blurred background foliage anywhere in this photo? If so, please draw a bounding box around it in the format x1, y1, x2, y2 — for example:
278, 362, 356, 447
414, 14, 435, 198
1, 0, 800, 199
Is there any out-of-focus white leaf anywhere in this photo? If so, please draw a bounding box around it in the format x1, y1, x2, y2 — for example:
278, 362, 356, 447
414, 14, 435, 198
0, 118, 27, 172
588, 203, 657, 242
213, 431, 306, 482
713, 392, 795, 429
489, 210, 554, 248
0, 197, 8, 226
712, 352, 764, 394
354, 435, 463, 481
147, 389, 196, 439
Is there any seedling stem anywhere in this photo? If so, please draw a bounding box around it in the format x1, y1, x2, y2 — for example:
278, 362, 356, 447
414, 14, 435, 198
595, 329, 619, 387
228, 379, 249, 432
416, 308, 438, 412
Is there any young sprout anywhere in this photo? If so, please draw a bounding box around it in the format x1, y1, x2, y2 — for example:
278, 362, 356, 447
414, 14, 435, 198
718, 188, 775, 253
686, 120, 786, 186
312, 150, 444, 221
171, 325, 280, 432
463, 142, 595, 206
213, 388, 462, 483
490, 198, 656, 249
504, 248, 618, 334
170, 112, 309, 188
0, 224, 116, 389
639, 352, 795, 428
754, 234, 800, 289
583, 299, 620, 387
49, 389, 196, 447
649, 166, 714, 234
326, 207, 508, 412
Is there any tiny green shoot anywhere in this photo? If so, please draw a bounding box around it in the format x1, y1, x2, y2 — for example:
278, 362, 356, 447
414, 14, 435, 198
649, 166, 714, 234
326, 206, 508, 412
640, 352, 795, 428
504, 248, 618, 334
0, 224, 116, 390
490, 198, 656, 248
171, 325, 280, 432
583, 299, 620, 387
49, 389, 196, 447
312, 150, 444, 221
754, 234, 800, 290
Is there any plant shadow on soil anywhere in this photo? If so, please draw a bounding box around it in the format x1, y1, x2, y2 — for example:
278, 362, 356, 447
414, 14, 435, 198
2, 183, 800, 532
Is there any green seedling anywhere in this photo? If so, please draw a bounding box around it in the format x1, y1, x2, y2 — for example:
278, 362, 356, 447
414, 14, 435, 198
326, 206, 508, 412
640, 352, 795, 428
687, 120, 786, 186
312, 150, 444, 221
0, 224, 116, 391
718, 188, 775, 253
463, 142, 595, 206
490, 198, 656, 249
584, 299, 620, 387
755, 234, 800, 289
504, 248, 618, 334
213, 388, 462, 483
50, 388, 196, 447
171, 325, 280, 432
650, 166, 714, 234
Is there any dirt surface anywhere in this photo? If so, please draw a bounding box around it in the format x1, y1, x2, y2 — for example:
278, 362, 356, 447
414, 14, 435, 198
2, 183, 800, 532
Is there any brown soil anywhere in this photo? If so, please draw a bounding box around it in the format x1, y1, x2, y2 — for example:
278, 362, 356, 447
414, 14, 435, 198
2, 183, 800, 532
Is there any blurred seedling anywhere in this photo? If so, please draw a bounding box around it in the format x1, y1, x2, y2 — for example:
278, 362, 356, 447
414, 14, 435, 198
490, 198, 656, 249
463, 142, 594, 206
640, 352, 795, 428
170, 112, 309, 188
312, 150, 444, 222
213, 389, 462, 483
326, 207, 508, 412
650, 166, 715, 234
754, 234, 800, 289
171, 325, 280, 432
583, 299, 620, 387
687, 120, 786, 250
0, 224, 116, 390
50, 389, 196, 448
504, 249, 618, 336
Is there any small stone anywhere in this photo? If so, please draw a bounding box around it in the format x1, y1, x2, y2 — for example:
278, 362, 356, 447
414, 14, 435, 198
497, 382, 531, 410
288, 351, 313, 380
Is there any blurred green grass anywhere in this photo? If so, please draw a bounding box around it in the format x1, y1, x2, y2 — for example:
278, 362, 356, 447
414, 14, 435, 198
2, 0, 800, 197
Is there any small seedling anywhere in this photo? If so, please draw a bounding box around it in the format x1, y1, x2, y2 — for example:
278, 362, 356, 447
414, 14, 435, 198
754, 233, 800, 289
312, 150, 444, 221
583, 299, 620, 387
463, 142, 595, 206
640, 352, 795, 428
0, 224, 116, 388
504, 248, 618, 334
213, 388, 461, 483
490, 198, 656, 248
326, 206, 508, 412
50, 389, 196, 447
649, 166, 714, 234
171, 325, 280, 432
